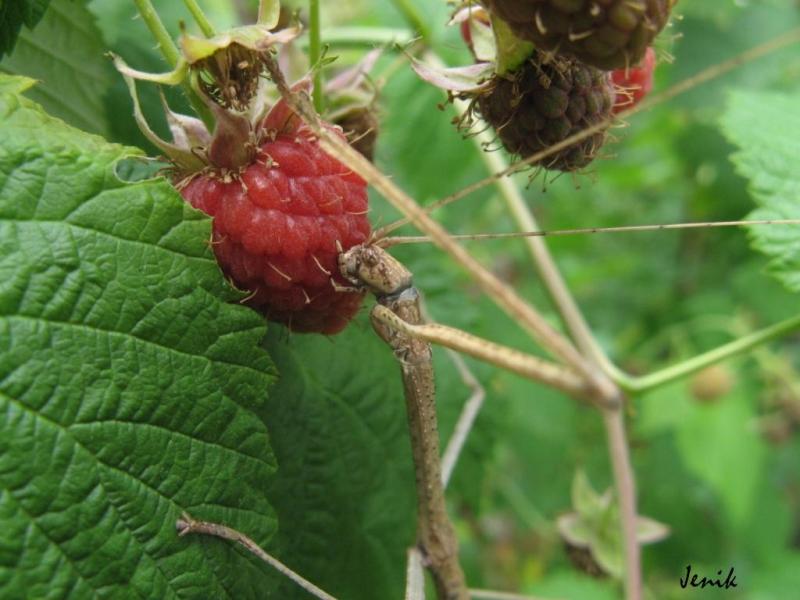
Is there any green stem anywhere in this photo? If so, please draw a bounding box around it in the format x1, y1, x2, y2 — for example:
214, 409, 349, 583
134, 0, 181, 67
309, 0, 324, 113
182, 0, 216, 37
390, 0, 432, 43
133, 0, 215, 131
612, 313, 800, 394
311, 26, 414, 47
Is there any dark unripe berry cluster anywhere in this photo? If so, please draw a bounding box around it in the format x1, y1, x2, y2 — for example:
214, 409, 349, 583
483, 0, 673, 70
476, 53, 614, 171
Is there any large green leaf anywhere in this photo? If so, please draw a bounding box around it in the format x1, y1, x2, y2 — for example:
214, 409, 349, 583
638, 375, 768, 532
262, 306, 511, 598
720, 89, 800, 293
1, 0, 113, 136
528, 570, 619, 600
0, 75, 278, 599
262, 320, 417, 599
0, 0, 50, 58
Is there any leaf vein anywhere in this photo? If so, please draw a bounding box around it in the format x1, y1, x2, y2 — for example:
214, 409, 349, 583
3, 314, 269, 382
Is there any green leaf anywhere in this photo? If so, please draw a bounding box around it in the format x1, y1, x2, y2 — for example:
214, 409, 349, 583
571, 470, 607, 519
0, 0, 51, 58
1, 0, 113, 136
529, 570, 619, 600
720, 89, 800, 292
0, 75, 278, 598
751, 552, 800, 600
591, 532, 622, 580
556, 513, 594, 547
639, 379, 767, 531
261, 320, 416, 599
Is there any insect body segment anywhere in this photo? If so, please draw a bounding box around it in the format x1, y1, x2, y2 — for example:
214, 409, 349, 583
339, 244, 428, 362
338, 243, 414, 298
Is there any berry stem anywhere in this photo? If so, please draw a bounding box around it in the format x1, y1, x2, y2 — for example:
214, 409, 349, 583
182, 0, 216, 37
613, 313, 800, 395
133, 0, 180, 66
132, 0, 215, 130
306, 26, 414, 47
308, 0, 324, 113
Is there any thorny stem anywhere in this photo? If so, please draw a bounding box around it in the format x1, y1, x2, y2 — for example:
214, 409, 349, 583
182, 0, 217, 37
475, 117, 642, 600
175, 513, 337, 600
309, 0, 324, 113
613, 313, 800, 394
453, 90, 610, 367
481, 122, 642, 600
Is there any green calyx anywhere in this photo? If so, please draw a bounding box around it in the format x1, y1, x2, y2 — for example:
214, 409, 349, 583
557, 471, 669, 579
491, 14, 535, 76
112, 1, 301, 175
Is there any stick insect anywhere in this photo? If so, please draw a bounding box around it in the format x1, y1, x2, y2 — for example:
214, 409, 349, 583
177, 24, 800, 600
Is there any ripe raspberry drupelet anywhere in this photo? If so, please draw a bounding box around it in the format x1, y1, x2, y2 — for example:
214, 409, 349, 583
181, 105, 371, 335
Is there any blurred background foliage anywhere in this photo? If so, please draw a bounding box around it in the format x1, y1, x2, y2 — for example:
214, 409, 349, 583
4, 0, 800, 598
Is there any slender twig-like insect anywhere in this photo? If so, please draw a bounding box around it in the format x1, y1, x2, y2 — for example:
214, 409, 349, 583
378, 219, 800, 247
339, 243, 470, 600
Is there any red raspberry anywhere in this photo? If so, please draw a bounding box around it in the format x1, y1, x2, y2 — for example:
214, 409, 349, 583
611, 47, 657, 114
180, 101, 371, 334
